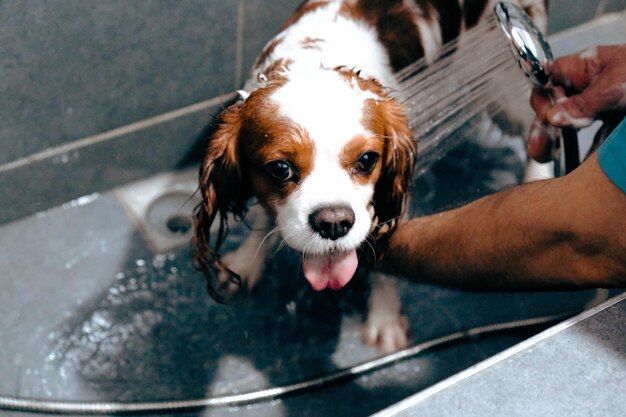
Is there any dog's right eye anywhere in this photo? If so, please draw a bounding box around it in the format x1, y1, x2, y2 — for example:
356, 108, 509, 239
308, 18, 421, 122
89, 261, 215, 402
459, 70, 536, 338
265, 160, 296, 184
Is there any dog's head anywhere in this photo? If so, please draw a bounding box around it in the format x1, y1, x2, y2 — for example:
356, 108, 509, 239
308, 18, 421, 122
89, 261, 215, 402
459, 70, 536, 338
194, 65, 415, 300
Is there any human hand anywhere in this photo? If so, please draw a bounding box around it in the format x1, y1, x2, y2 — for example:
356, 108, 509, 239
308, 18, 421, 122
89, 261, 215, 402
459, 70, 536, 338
527, 44, 626, 162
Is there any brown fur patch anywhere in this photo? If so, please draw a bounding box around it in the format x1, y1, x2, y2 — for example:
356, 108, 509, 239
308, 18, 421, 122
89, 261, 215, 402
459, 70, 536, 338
462, 0, 487, 29
523, 6, 533, 18
339, 134, 385, 185
340, 0, 424, 71
423, 0, 462, 43
361, 97, 416, 251
237, 87, 316, 207
333, 66, 388, 97
253, 37, 284, 70
194, 102, 249, 302
300, 36, 326, 50
261, 58, 295, 80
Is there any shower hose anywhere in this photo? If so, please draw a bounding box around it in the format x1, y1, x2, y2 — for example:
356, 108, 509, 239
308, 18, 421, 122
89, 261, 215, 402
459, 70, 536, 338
0, 309, 579, 415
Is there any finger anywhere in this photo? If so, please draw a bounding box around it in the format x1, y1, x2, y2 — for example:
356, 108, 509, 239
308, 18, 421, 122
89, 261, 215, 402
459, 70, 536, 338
545, 74, 626, 128
580, 63, 626, 112
545, 95, 594, 128
530, 88, 552, 122
527, 118, 554, 163
550, 48, 601, 91
546, 45, 626, 126
551, 45, 626, 91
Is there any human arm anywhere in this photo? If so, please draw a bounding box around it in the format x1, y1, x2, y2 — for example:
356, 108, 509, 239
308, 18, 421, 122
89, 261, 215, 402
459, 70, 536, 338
382, 44, 626, 290
383, 152, 626, 290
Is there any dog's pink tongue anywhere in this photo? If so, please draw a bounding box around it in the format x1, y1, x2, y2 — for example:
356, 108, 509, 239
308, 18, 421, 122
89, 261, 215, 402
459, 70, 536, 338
303, 250, 358, 291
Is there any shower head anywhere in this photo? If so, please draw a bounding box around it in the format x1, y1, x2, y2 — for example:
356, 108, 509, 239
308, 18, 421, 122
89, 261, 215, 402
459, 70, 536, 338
493, 2, 553, 88
493, 2, 580, 176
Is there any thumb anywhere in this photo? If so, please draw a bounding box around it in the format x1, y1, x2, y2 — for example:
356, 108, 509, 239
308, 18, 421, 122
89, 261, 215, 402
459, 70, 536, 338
545, 95, 594, 128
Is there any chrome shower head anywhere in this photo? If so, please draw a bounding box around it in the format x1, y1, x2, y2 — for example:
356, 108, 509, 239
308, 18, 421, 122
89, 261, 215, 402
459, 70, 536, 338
493, 2, 554, 88
493, 2, 580, 176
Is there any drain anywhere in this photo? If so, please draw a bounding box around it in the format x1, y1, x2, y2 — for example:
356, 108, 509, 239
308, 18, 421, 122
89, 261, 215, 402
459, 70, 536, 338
141, 190, 199, 251
146, 192, 194, 236
115, 169, 202, 252
166, 214, 193, 235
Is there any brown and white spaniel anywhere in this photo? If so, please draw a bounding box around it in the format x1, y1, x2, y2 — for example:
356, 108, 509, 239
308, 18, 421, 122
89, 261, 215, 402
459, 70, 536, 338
194, 0, 547, 353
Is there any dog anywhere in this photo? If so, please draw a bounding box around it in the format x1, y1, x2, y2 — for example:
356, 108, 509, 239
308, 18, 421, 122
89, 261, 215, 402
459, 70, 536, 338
194, 0, 548, 353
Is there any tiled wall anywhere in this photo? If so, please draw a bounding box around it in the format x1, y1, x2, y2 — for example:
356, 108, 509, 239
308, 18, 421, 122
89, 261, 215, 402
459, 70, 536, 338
0, 0, 624, 224
0, 0, 298, 165
0, 0, 298, 224
548, 0, 626, 33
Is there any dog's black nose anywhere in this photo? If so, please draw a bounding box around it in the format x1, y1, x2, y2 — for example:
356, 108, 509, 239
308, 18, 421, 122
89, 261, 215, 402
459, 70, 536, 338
309, 205, 355, 240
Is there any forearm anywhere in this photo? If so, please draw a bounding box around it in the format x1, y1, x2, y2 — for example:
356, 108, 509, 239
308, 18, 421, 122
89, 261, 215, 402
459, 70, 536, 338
384, 154, 626, 290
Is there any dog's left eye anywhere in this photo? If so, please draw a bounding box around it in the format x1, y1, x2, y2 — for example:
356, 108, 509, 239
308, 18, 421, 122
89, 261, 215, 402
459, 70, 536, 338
354, 152, 379, 174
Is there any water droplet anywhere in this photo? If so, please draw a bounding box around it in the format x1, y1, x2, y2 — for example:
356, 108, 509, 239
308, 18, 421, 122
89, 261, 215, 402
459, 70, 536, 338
152, 254, 166, 269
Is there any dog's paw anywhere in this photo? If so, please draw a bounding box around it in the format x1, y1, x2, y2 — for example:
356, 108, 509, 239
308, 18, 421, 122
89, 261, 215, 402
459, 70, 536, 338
362, 315, 409, 354
217, 250, 264, 296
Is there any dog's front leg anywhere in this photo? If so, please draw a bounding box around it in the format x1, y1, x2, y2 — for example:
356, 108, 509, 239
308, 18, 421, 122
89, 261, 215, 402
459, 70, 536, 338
362, 272, 409, 354
218, 204, 276, 294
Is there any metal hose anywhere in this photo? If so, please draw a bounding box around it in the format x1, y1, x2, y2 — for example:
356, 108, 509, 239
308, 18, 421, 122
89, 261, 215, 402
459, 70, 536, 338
0, 310, 576, 415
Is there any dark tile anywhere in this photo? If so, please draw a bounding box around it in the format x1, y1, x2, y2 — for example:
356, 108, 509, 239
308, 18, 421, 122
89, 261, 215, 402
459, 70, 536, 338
604, 0, 626, 13
240, 0, 301, 85
389, 296, 626, 417
548, 0, 626, 34
425, 288, 600, 329
551, 8, 626, 57
0, 0, 237, 164
0, 94, 235, 225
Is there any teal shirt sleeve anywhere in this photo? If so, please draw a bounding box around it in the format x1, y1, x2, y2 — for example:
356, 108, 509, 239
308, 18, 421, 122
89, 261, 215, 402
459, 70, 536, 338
598, 117, 626, 193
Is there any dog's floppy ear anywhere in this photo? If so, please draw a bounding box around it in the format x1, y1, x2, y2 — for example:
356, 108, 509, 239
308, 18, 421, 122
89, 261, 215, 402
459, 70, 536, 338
370, 99, 416, 252
193, 103, 251, 301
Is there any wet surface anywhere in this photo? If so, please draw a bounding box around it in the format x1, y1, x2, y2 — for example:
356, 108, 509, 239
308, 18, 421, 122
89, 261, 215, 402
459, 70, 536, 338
2, 5, 625, 416
0, 116, 599, 416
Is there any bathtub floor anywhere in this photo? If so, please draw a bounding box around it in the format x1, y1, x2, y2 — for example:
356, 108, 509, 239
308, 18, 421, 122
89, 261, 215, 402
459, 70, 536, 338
0, 126, 601, 417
